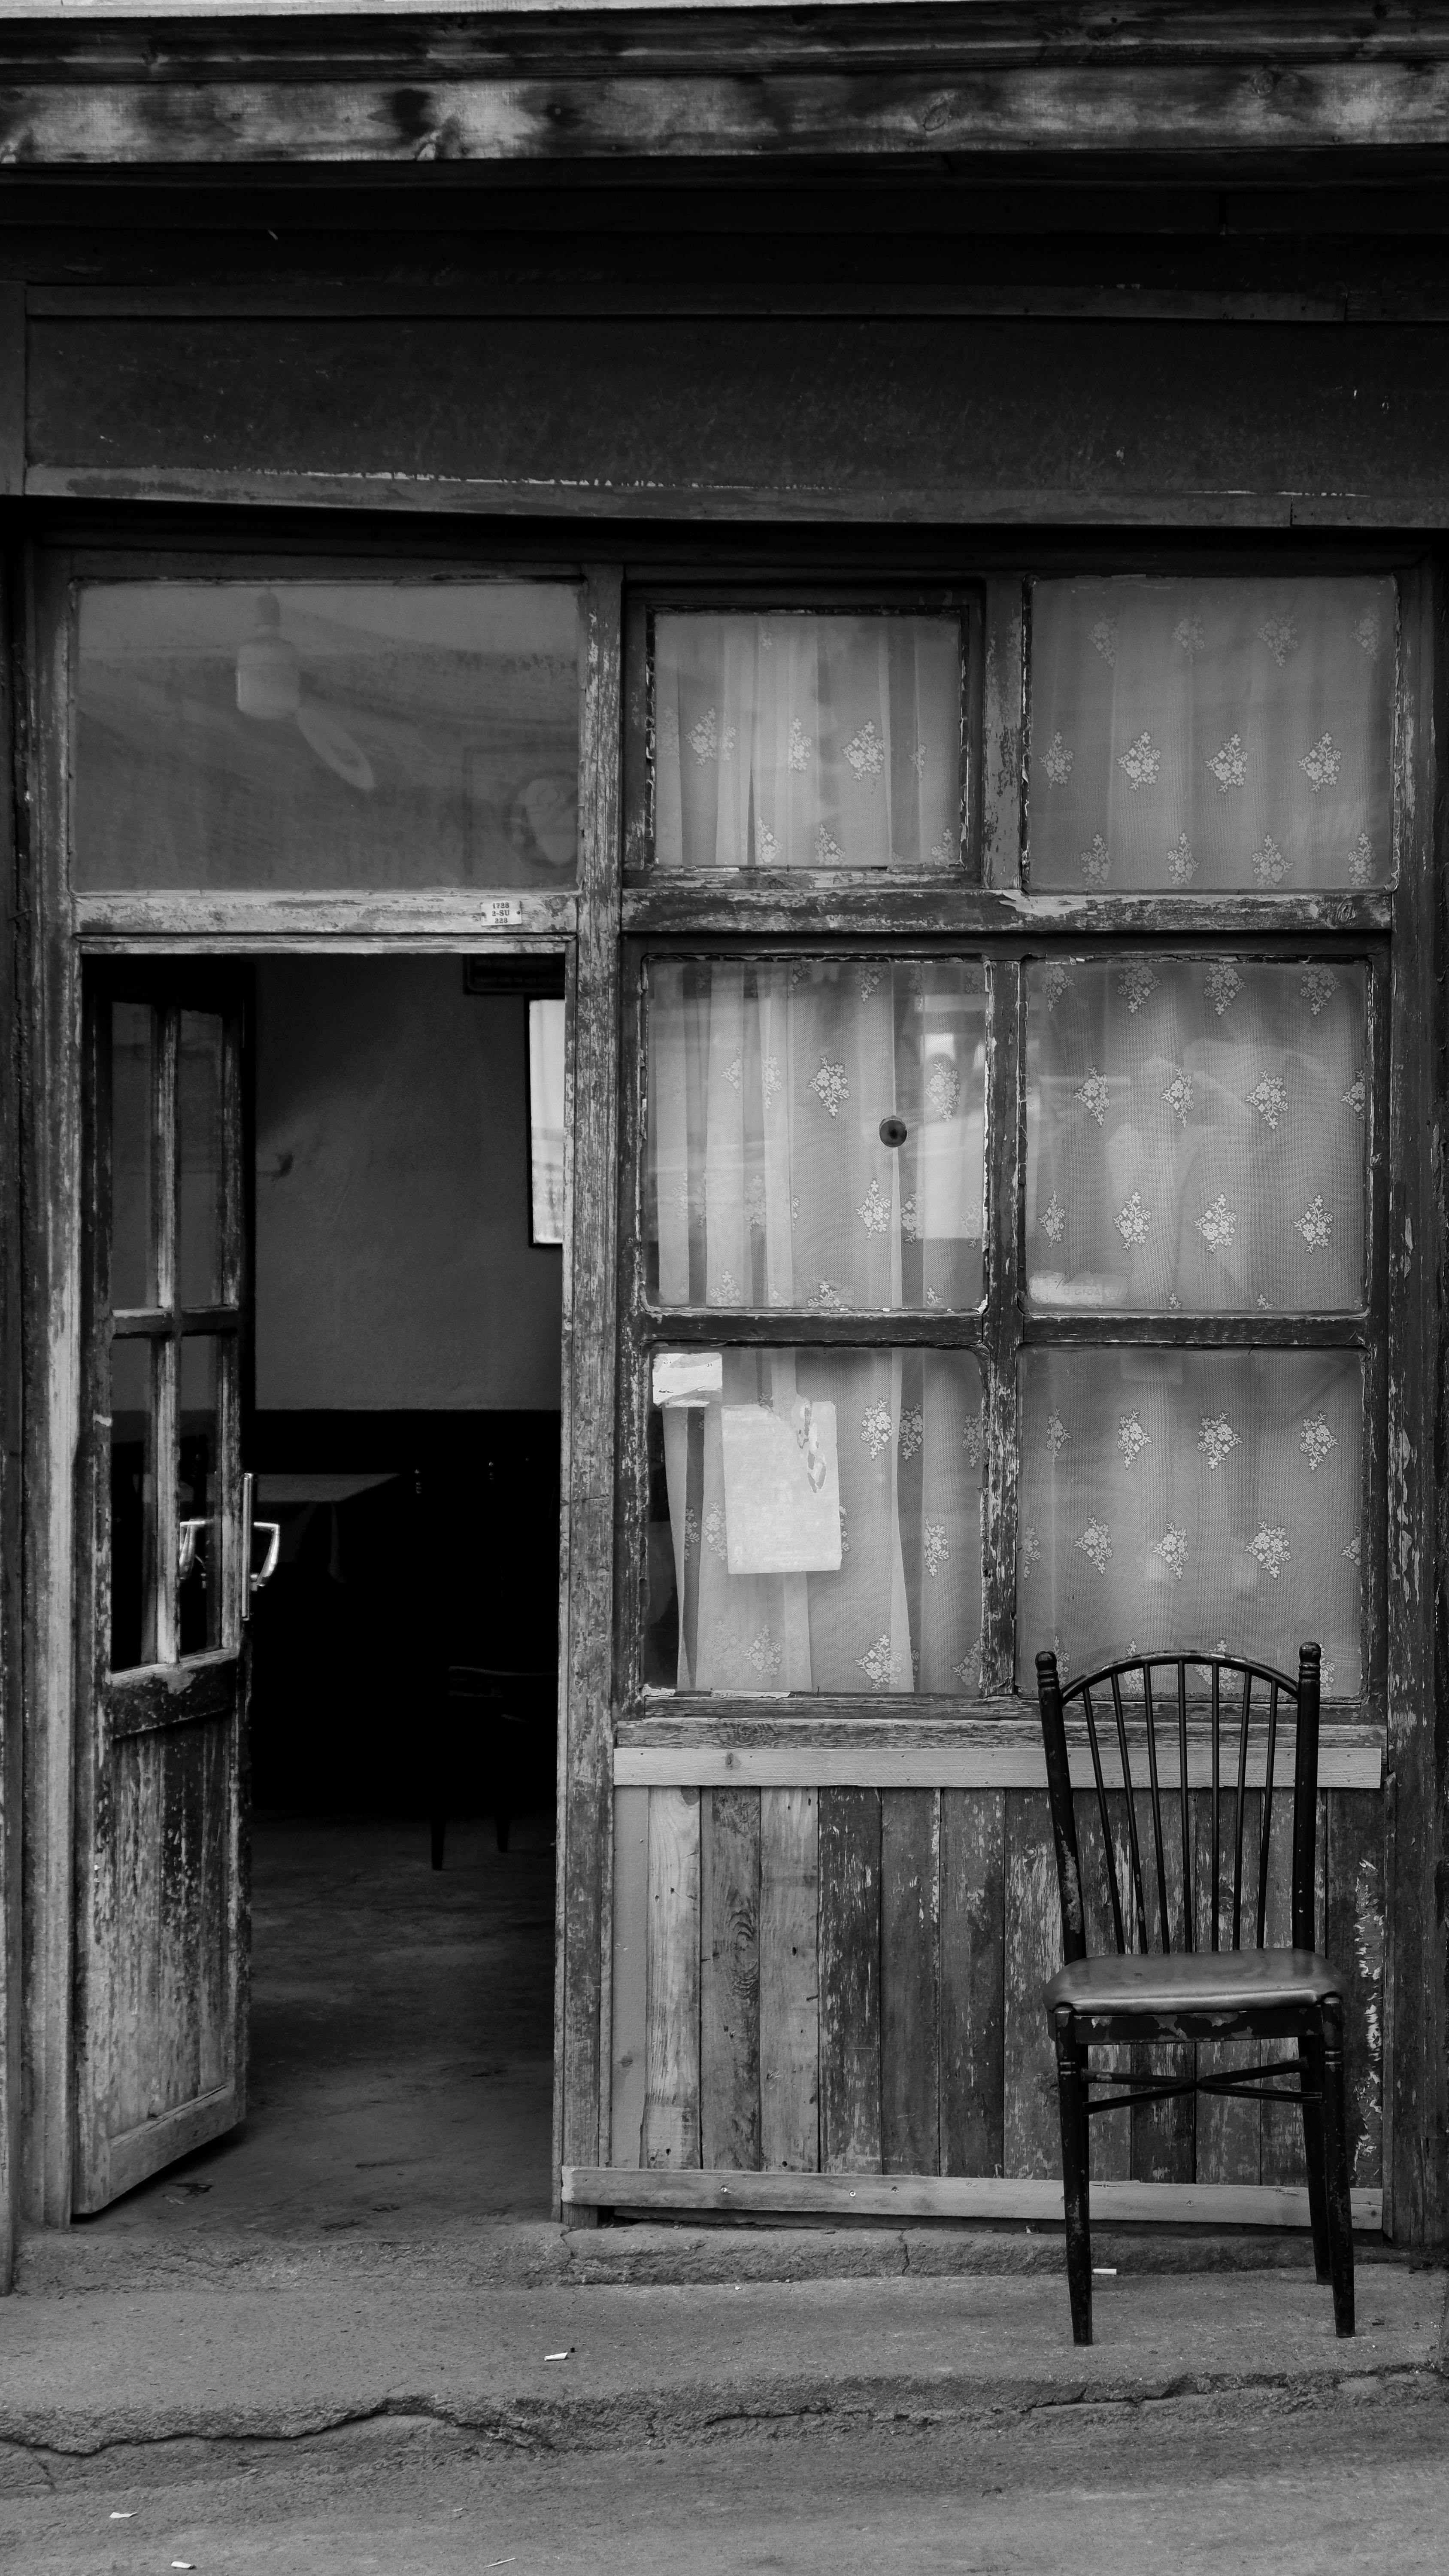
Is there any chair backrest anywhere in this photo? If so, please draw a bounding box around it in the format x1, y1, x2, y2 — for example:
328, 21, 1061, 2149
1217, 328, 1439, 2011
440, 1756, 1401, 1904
1034, 1643, 1322, 1966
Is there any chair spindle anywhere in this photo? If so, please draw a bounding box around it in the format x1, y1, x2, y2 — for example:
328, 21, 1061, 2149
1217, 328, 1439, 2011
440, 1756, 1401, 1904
1232, 1668, 1252, 1947
1142, 1662, 1172, 1953
1210, 1663, 1222, 1953
1258, 1680, 1280, 1950
1083, 1686, 1125, 1956
1177, 1659, 1194, 1951
1109, 1671, 1149, 1954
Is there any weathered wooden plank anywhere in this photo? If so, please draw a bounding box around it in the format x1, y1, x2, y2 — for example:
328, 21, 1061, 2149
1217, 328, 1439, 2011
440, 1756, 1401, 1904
1073, 1790, 1131, 2183
758, 1786, 819, 2174
0, 540, 21, 2288
939, 1789, 1004, 2179
608, 1786, 650, 2168
880, 1789, 939, 2176
1194, 1789, 1261, 2189
563, 2165, 1384, 2231
31, 319, 1449, 532
1129, 1787, 1194, 2187
700, 1787, 761, 2172
818, 1789, 882, 2175
1327, 1789, 1385, 2193
1259, 1787, 1311, 2190
641, 1786, 701, 2172
1001, 1790, 1061, 2181
622, 887, 1391, 941
612, 1720, 1382, 1790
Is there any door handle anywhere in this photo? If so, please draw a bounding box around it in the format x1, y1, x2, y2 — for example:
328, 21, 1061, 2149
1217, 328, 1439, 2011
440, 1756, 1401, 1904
178, 1517, 209, 1583
242, 1472, 282, 1613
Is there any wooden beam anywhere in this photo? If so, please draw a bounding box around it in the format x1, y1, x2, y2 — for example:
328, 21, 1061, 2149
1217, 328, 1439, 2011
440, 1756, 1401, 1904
562, 2162, 1384, 2230
0, 547, 21, 2288
612, 1740, 1384, 1792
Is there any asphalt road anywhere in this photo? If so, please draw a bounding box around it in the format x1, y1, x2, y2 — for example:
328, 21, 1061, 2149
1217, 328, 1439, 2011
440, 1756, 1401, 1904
6, 2377, 1447, 2576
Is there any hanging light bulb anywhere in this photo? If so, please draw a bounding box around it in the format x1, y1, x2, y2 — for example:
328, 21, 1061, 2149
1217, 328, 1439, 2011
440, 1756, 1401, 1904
236, 591, 300, 721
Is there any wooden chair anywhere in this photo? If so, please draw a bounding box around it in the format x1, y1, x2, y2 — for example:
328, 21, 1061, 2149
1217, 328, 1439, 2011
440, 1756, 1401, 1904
431, 1663, 554, 1867
1034, 1641, 1354, 2346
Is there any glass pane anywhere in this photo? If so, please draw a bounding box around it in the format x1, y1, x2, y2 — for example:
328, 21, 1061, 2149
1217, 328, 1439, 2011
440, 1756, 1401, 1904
110, 1336, 157, 1672
528, 997, 567, 1246
178, 1335, 224, 1657
110, 1000, 157, 1310
1028, 576, 1395, 892
654, 614, 963, 871
1025, 956, 1367, 1313
179, 1011, 225, 1308
1017, 1349, 1362, 1697
74, 583, 582, 892
647, 958, 985, 1312
644, 1346, 983, 1694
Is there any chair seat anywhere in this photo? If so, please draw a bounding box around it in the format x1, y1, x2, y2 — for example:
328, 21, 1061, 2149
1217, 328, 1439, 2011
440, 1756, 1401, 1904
1046, 1947, 1344, 2020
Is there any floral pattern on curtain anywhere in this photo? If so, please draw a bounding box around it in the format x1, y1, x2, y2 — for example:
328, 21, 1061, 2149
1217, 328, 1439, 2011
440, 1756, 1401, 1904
653, 614, 963, 871
647, 958, 986, 1313
1016, 1350, 1362, 1695
1027, 577, 1396, 892
1025, 957, 1367, 1313
645, 1349, 984, 1696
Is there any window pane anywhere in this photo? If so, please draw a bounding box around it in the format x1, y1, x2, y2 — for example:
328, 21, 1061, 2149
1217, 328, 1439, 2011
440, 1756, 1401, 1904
647, 958, 985, 1311
644, 1346, 983, 1694
528, 997, 566, 1246
1025, 956, 1367, 1313
654, 614, 963, 872
179, 1335, 224, 1657
110, 1000, 157, 1310
110, 1336, 157, 1672
1028, 576, 1394, 892
1017, 1349, 1362, 1696
179, 1010, 225, 1309
75, 583, 582, 892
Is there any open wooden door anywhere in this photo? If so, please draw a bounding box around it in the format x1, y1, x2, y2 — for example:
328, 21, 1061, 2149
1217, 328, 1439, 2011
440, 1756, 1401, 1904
73, 969, 257, 2212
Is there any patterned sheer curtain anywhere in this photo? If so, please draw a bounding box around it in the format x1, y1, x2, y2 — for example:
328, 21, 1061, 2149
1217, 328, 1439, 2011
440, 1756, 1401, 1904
643, 955, 985, 1695
1028, 577, 1395, 891
653, 614, 962, 872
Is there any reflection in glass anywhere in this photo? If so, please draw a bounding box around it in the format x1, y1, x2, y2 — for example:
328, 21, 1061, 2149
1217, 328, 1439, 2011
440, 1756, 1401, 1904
1027, 575, 1395, 892
179, 1336, 224, 1657
110, 1336, 156, 1672
654, 614, 963, 871
1025, 957, 1367, 1313
1016, 1348, 1362, 1695
528, 998, 566, 1246
647, 958, 985, 1311
75, 583, 582, 892
179, 1011, 225, 1309
110, 1001, 158, 1310
644, 1347, 983, 1694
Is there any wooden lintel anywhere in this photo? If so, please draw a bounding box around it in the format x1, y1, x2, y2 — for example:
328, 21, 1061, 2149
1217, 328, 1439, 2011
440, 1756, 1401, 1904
612, 1740, 1385, 1793
561, 2163, 1384, 2231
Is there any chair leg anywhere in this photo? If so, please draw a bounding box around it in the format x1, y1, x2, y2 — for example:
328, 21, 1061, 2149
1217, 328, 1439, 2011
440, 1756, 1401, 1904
1298, 2031, 1331, 2286
1320, 1996, 1355, 2339
1053, 2005, 1092, 2346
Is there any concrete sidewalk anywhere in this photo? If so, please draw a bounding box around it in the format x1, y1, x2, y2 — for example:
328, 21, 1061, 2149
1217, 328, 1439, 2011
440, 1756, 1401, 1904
2, 2236, 1443, 2473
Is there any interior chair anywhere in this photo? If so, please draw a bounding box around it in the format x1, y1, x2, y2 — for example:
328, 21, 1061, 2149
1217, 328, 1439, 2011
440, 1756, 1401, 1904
1034, 1640, 1354, 2346
431, 1663, 554, 1867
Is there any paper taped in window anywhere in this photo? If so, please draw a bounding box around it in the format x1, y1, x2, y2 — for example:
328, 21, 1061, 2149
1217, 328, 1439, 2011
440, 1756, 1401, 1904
720, 1398, 842, 1575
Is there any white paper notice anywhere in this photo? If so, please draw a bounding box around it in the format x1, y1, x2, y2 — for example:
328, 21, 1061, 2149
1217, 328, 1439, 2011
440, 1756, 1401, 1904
721, 1400, 842, 1575
652, 1350, 724, 1410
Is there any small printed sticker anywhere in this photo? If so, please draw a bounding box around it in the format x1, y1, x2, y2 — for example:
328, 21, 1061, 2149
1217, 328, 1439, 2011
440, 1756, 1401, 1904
481, 898, 525, 926
652, 1351, 724, 1409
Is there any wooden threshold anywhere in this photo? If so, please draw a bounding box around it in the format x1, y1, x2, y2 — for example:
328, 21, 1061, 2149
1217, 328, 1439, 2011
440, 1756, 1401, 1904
562, 2166, 1384, 2232
611, 1738, 1384, 1792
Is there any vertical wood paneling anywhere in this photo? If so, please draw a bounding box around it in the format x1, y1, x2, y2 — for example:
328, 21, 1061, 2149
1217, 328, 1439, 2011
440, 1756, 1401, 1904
1073, 1790, 1130, 2182
609, 1785, 649, 2166
1328, 1789, 1385, 2190
641, 1786, 700, 2170
758, 1786, 819, 2172
818, 1789, 882, 2174
1194, 1788, 1261, 2187
1259, 1788, 1308, 2187
700, 1787, 761, 2171
880, 1789, 939, 2175
1002, 1790, 1061, 2180
940, 1788, 1004, 2177
1129, 1787, 1194, 2185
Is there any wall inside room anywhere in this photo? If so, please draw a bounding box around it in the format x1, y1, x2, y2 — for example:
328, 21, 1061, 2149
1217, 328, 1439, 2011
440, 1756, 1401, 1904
254, 957, 562, 1411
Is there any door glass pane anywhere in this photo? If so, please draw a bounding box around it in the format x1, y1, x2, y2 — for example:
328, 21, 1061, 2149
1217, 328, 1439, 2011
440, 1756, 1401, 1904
644, 1346, 983, 1694
110, 1336, 157, 1672
179, 1011, 225, 1308
647, 958, 985, 1311
179, 1336, 224, 1657
1017, 1349, 1362, 1697
110, 1001, 157, 1310
528, 997, 567, 1246
654, 614, 964, 871
1027, 575, 1395, 892
74, 583, 583, 892
1025, 956, 1367, 1313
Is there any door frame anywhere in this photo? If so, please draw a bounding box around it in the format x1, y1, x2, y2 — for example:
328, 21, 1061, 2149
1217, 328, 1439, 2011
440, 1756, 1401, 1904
13, 541, 623, 2243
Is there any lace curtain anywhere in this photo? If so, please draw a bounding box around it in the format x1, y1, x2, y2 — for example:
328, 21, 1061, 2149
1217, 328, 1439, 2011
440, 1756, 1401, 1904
653, 614, 962, 872
1025, 957, 1367, 1313
648, 958, 985, 1313
1017, 1349, 1362, 1695
647, 1349, 984, 1696
1028, 576, 1395, 892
